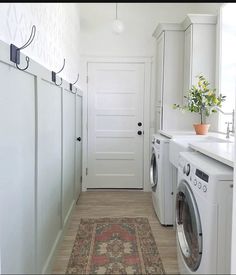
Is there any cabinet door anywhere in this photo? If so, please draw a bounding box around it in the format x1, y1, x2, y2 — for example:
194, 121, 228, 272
191, 24, 216, 88
0, 63, 35, 274
183, 25, 192, 102
75, 94, 83, 200
183, 23, 216, 101
155, 105, 162, 132
155, 32, 165, 106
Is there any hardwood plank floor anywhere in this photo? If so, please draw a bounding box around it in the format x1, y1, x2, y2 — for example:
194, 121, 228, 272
52, 191, 179, 274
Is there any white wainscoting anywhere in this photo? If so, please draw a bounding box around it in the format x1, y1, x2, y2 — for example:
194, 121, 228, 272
0, 40, 83, 274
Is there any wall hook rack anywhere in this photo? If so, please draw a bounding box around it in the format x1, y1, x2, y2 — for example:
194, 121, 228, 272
52, 58, 65, 86
10, 25, 36, 71
69, 73, 79, 91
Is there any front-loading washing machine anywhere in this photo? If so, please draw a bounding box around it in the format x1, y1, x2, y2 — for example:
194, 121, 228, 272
176, 151, 233, 274
150, 134, 173, 225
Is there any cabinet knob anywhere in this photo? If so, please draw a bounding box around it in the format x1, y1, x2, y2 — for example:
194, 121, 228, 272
77, 137, 81, 141
137, 131, 142, 136
138, 122, 142, 126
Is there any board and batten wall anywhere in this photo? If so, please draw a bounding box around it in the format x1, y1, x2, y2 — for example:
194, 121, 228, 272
0, 3, 82, 274
0, 3, 80, 81
0, 39, 83, 274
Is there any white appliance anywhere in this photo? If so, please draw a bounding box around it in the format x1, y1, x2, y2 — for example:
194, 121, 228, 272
150, 134, 173, 225
176, 151, 233, 274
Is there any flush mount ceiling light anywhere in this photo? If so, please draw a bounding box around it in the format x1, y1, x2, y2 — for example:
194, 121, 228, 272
112, 3, 124, 34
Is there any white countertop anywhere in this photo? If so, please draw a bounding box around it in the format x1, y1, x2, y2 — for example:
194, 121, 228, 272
159, 129, 235, 167
159, 129, 234, 140
189, 142, 235, 168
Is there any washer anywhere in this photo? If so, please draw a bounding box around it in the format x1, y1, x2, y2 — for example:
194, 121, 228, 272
150, 134, 173, 225
176, 151, 233, 274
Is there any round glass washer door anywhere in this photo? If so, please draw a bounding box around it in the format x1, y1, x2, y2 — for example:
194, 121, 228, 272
150, 149, 158, 190
176, 180, 203, 271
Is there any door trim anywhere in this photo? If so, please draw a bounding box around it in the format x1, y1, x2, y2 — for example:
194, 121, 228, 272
80, 56, 152, 191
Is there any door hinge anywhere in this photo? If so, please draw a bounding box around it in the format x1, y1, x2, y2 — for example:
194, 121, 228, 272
86, 168, 88, 176
86, 76, 88, 83
80, 176, 82, 183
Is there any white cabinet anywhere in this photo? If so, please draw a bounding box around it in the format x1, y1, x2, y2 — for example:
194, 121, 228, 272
155, 32, 164, 107
152, 15, 217, 132
182, 14, 217, 100
153, 24, 192, 131
155, 105, 162, 133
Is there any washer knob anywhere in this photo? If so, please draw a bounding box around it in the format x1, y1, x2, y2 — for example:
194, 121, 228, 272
185, 163, 191, 176
193, 179, 197, 186
198, 182, 202, 189
203, 185, 207, 192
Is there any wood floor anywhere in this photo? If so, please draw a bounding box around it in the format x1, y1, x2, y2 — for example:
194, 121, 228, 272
52, 191, 179, 274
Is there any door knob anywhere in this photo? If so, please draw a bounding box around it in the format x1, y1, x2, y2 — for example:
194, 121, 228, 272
137, 131, 142, 135
138, 122, 142, 126
77, 137, 81, 141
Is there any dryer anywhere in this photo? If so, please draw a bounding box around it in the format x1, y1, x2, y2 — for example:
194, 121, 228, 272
150, 134, 173, 225
176, 151, 233, 274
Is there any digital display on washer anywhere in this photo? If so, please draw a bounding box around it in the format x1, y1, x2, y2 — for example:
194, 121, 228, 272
196, 169, 209, 182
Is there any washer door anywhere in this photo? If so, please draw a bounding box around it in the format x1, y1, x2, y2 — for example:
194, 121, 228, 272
176, 180, 203, 271
150, 149, 158, 191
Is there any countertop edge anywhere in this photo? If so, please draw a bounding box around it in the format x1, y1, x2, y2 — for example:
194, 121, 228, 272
189, 143, 234, 168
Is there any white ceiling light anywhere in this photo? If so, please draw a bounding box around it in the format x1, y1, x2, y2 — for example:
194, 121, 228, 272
112, 3, 124, 34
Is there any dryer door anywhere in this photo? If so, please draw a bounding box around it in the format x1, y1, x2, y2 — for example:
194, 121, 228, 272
176, 180, 202, 271
150, 148, 158, 190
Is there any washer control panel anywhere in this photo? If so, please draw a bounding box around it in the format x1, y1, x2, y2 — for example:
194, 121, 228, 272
179, 158, 209, 195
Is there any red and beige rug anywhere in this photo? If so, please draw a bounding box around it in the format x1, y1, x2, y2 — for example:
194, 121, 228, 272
66, 217, 165, 274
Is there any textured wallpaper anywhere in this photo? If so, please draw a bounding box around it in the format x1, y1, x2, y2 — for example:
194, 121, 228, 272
0, 3, 80, 82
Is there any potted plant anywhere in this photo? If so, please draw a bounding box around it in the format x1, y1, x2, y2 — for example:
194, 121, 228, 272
173, 74, 226, 135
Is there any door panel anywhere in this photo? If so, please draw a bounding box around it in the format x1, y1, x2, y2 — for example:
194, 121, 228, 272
75, 94, 82, 200
88, 63, 144, 188
0, 63, 35, 274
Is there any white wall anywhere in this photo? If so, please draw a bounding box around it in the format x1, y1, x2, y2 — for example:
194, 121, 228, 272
80, 3, 222, 140
80, 3, 221, 57
0, 3, 80, 82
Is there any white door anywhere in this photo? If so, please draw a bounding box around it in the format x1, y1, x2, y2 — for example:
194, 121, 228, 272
75, 94, 82, 200
87, 62, 144, 189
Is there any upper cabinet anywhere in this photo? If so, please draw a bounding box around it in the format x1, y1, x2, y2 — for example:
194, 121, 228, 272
152, 14, 218, 132
182, 14, 217, 100
153, 23, 189, 131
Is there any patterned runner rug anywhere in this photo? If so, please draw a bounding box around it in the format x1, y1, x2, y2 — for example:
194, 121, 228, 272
66, 217, 165, 274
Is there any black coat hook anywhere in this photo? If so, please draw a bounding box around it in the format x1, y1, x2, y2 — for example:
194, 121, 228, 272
10, 25, 36, 71
69, 73, 79, 91
52, 58, 65, 86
